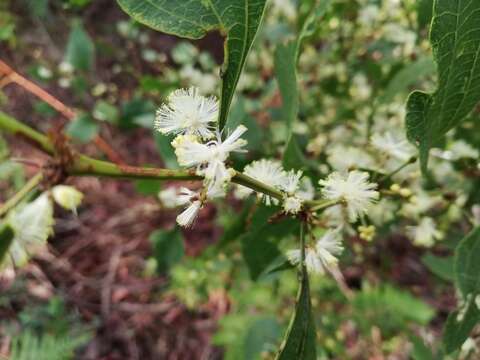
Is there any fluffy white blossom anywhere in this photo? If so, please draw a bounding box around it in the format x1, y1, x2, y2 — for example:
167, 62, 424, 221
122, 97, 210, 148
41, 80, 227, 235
5, 194, 54, 268
297, 177, 315, 201
408, 217, 443, 247
158, 187, 182, 208
172, 125, 248, 192
327, 145, 375, 171
283, 196, 303, 214
177, 201, 202, 228
236, 159, 286, 205
319, 171, 379, 221
175, 188, 202, 227
279, 170, 303, 195
287, 228, 344, 275
432, 140, 479, 161
371, 132, 414, 161
155, 87, 218, 139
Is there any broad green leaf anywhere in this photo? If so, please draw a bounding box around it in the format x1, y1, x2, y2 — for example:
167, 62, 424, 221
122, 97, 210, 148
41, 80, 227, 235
417, 0, 434, 30
241, 204, 299, 280
244, 317, 282, 359
443, 296, 480, 354
283, 135, 308, 171
380, 57, 436, 104
241, 232, 282, 281
276, 266, 316, 360
0, 224, 15, 265
150, 228, 184, 273
66, 114, 99, 143
455, 227, 480, 297
421, 253, 454, 282
65, 20, 95, 71
116, 0, 268, 130
217, 198, 254, 248
275, 40, 298, 139
276, 1, 330, 161
406, 0, 480, 171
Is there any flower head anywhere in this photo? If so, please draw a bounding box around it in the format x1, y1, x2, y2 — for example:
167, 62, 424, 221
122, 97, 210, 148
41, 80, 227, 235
172, 125, 248, 191
286, 228, 344, 275
283, 196, 303, 214
177, 200, 202, 227
371, 132, 414, 161
280, 170, 303, 195
155, 87, 218, 139
408, 217, 443, 247
319, 171, 379, 221
6, 194, 54, 267
237, 159, 286, 204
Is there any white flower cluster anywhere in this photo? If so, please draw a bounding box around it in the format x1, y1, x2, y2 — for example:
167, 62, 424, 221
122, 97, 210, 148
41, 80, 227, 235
2, 185, 84, 272
156, 87, 248, 227
287, 228, 344, 275
155, 88, 381, 276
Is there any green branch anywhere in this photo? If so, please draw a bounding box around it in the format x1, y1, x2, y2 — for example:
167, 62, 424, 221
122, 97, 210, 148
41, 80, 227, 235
0, 111, 332, 210
0, 172, 43, 217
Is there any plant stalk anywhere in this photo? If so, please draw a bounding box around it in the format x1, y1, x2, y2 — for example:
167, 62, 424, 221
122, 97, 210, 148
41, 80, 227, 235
0, 111, 335, 210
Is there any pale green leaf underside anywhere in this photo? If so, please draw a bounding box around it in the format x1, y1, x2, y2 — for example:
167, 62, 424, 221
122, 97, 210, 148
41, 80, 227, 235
116, 0, 267, 129
406, 0, 480, 171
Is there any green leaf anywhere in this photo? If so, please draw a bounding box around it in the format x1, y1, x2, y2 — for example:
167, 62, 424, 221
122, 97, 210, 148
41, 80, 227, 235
283, 135, 308, 171
380, 57, 436, 104
93, 100, 119, 124
65, 20, 95, 71
276, 267, 316, 360
443, 296, 480, 354
0, 224, 15, 265
406, 0, 480, 171
421, 253, 454, 282
116, 0, 268, 130
410, 337, 435, 360
240, 204, 299, 280
275, 40, 299, 140
66, 114, 99, 143
296, 0, 331, 59
241, 232, 282, 281
244, 317, 282, 359
455, 227, 480, 297
217, 198, 254, 248
149, 228, 184, 273
154, 133, 179, 169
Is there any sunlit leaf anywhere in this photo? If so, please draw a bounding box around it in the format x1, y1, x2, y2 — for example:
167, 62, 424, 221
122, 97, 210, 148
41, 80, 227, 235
406, 0, 480, 171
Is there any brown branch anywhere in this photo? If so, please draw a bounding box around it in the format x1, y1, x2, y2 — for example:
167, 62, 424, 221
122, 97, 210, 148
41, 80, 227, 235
0, 59, 125, 165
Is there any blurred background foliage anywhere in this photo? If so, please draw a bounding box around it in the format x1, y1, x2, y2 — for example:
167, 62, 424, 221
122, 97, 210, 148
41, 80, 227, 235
0, 0, 479, 359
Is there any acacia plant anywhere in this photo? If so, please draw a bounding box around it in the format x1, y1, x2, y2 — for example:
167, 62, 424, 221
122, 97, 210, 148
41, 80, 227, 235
1, 0, 480, 358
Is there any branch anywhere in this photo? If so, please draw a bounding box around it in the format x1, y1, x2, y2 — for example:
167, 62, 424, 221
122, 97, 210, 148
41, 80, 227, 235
0, 111, 331, 209
0, 59, 124, 165
0, 172, 43, 217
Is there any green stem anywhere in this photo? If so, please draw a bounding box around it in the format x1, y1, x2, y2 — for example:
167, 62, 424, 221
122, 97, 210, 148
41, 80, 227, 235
0, 172, 43, 217
0, 110, 336, 211
379, 156, 418, 183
